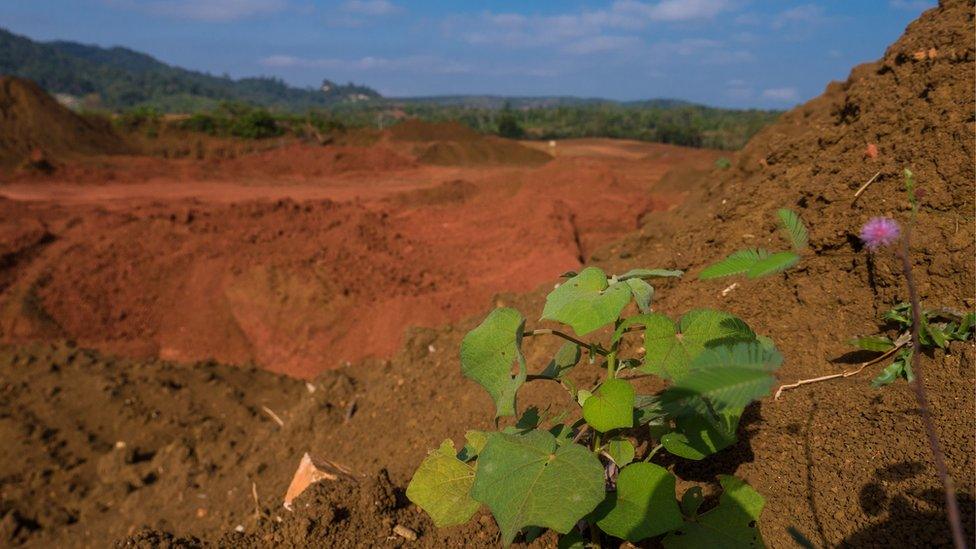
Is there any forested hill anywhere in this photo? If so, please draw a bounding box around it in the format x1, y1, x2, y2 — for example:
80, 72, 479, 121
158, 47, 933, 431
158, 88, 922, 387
0, 27, 781, 149
0, 27, 380, 111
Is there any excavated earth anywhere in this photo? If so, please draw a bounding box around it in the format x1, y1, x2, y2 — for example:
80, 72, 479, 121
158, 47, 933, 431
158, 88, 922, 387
0, 132, 708, 376
1, 2, 975, 547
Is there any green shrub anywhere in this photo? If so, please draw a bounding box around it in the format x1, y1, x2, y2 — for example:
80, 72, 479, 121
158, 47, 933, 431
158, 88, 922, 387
180, 113, 220, 135
228, 109, 282, 139
115, 105, 162, 132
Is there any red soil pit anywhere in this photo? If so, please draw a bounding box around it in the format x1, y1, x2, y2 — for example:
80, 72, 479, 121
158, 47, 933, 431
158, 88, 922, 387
0, 138, 718, 377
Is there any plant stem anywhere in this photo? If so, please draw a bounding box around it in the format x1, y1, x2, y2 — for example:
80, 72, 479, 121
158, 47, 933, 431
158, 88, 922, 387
523, 329, 608, 356
643, 443, 664, 462
898, 234, 966, 549
589, 431, 604, 546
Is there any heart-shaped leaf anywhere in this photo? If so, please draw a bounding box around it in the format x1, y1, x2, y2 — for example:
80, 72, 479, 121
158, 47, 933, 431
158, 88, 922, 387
460, 308, 527, 417
663, 475, 765, 548
542, 267, 631, 336
582, 378, 635, 432
471, 431, 605, 546
605, 437, 636, 466
642, 310, 756, 379
594, 462, 684, 542
406, 440, 480, 527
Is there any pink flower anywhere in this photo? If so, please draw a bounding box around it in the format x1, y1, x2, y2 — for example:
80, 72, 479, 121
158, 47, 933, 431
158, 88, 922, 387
860, 217, 901, 251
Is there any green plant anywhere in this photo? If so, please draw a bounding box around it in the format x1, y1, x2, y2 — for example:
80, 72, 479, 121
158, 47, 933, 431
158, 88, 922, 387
180, 113, 220, 135
228, 108, 282, 139
714, 157, 732, 170
848, 303, 974, 387
115, 105, 162, 133
496, 104, 525, 139
407, 266, 782, 546
699, 208, 807, 280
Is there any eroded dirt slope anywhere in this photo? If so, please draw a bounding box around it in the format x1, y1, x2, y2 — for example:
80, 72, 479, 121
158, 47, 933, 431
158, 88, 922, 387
0, 77, 130, 169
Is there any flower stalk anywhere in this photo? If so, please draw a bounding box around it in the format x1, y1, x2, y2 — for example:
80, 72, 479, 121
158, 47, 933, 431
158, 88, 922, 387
896, 230, 966, 549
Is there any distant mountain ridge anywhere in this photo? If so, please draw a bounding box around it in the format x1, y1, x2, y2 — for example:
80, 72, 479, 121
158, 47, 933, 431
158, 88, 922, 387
0, 27, 380, 112
392, 95, 694, 109
0, 27, 770, 120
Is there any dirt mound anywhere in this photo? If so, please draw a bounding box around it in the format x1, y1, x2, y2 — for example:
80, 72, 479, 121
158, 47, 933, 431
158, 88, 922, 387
388, 119, 481, 142
589, 1, 974, 545
2, 141, 419, 186
417, 137, 552, 167
387, 118, 552, 167
0, 77, 129, 170
226, 144, 417, 178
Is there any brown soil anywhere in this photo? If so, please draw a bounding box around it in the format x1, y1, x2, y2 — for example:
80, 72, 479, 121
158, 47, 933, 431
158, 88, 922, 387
0, 77, 130, 169
1, 2, 974, 548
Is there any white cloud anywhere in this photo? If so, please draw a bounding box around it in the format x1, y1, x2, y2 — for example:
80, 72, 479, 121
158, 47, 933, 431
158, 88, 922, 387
771, 4, 825, 29
108, 0, 288, 21
445, 0, 732, 52
259, 54, 471, 74
653, 38, 720, 56
761, 87, 799, 102
564, 35, 642, 55
645, 38, 752, 65
641, 0, 731, 22
341, 0, 401, 16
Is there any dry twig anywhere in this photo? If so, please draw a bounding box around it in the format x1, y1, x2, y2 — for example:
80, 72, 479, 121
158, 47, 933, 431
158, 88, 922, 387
261, 405, 285, 427
851, 170, 882, 205
774, 333, 910, 399
251, 481, 261, 519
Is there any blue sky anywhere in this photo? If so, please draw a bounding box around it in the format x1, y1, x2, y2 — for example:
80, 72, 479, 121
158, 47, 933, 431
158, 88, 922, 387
2, 0, 935, 108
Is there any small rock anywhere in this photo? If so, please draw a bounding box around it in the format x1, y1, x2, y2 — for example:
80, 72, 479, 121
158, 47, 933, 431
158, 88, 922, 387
393, 524, 418, 541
